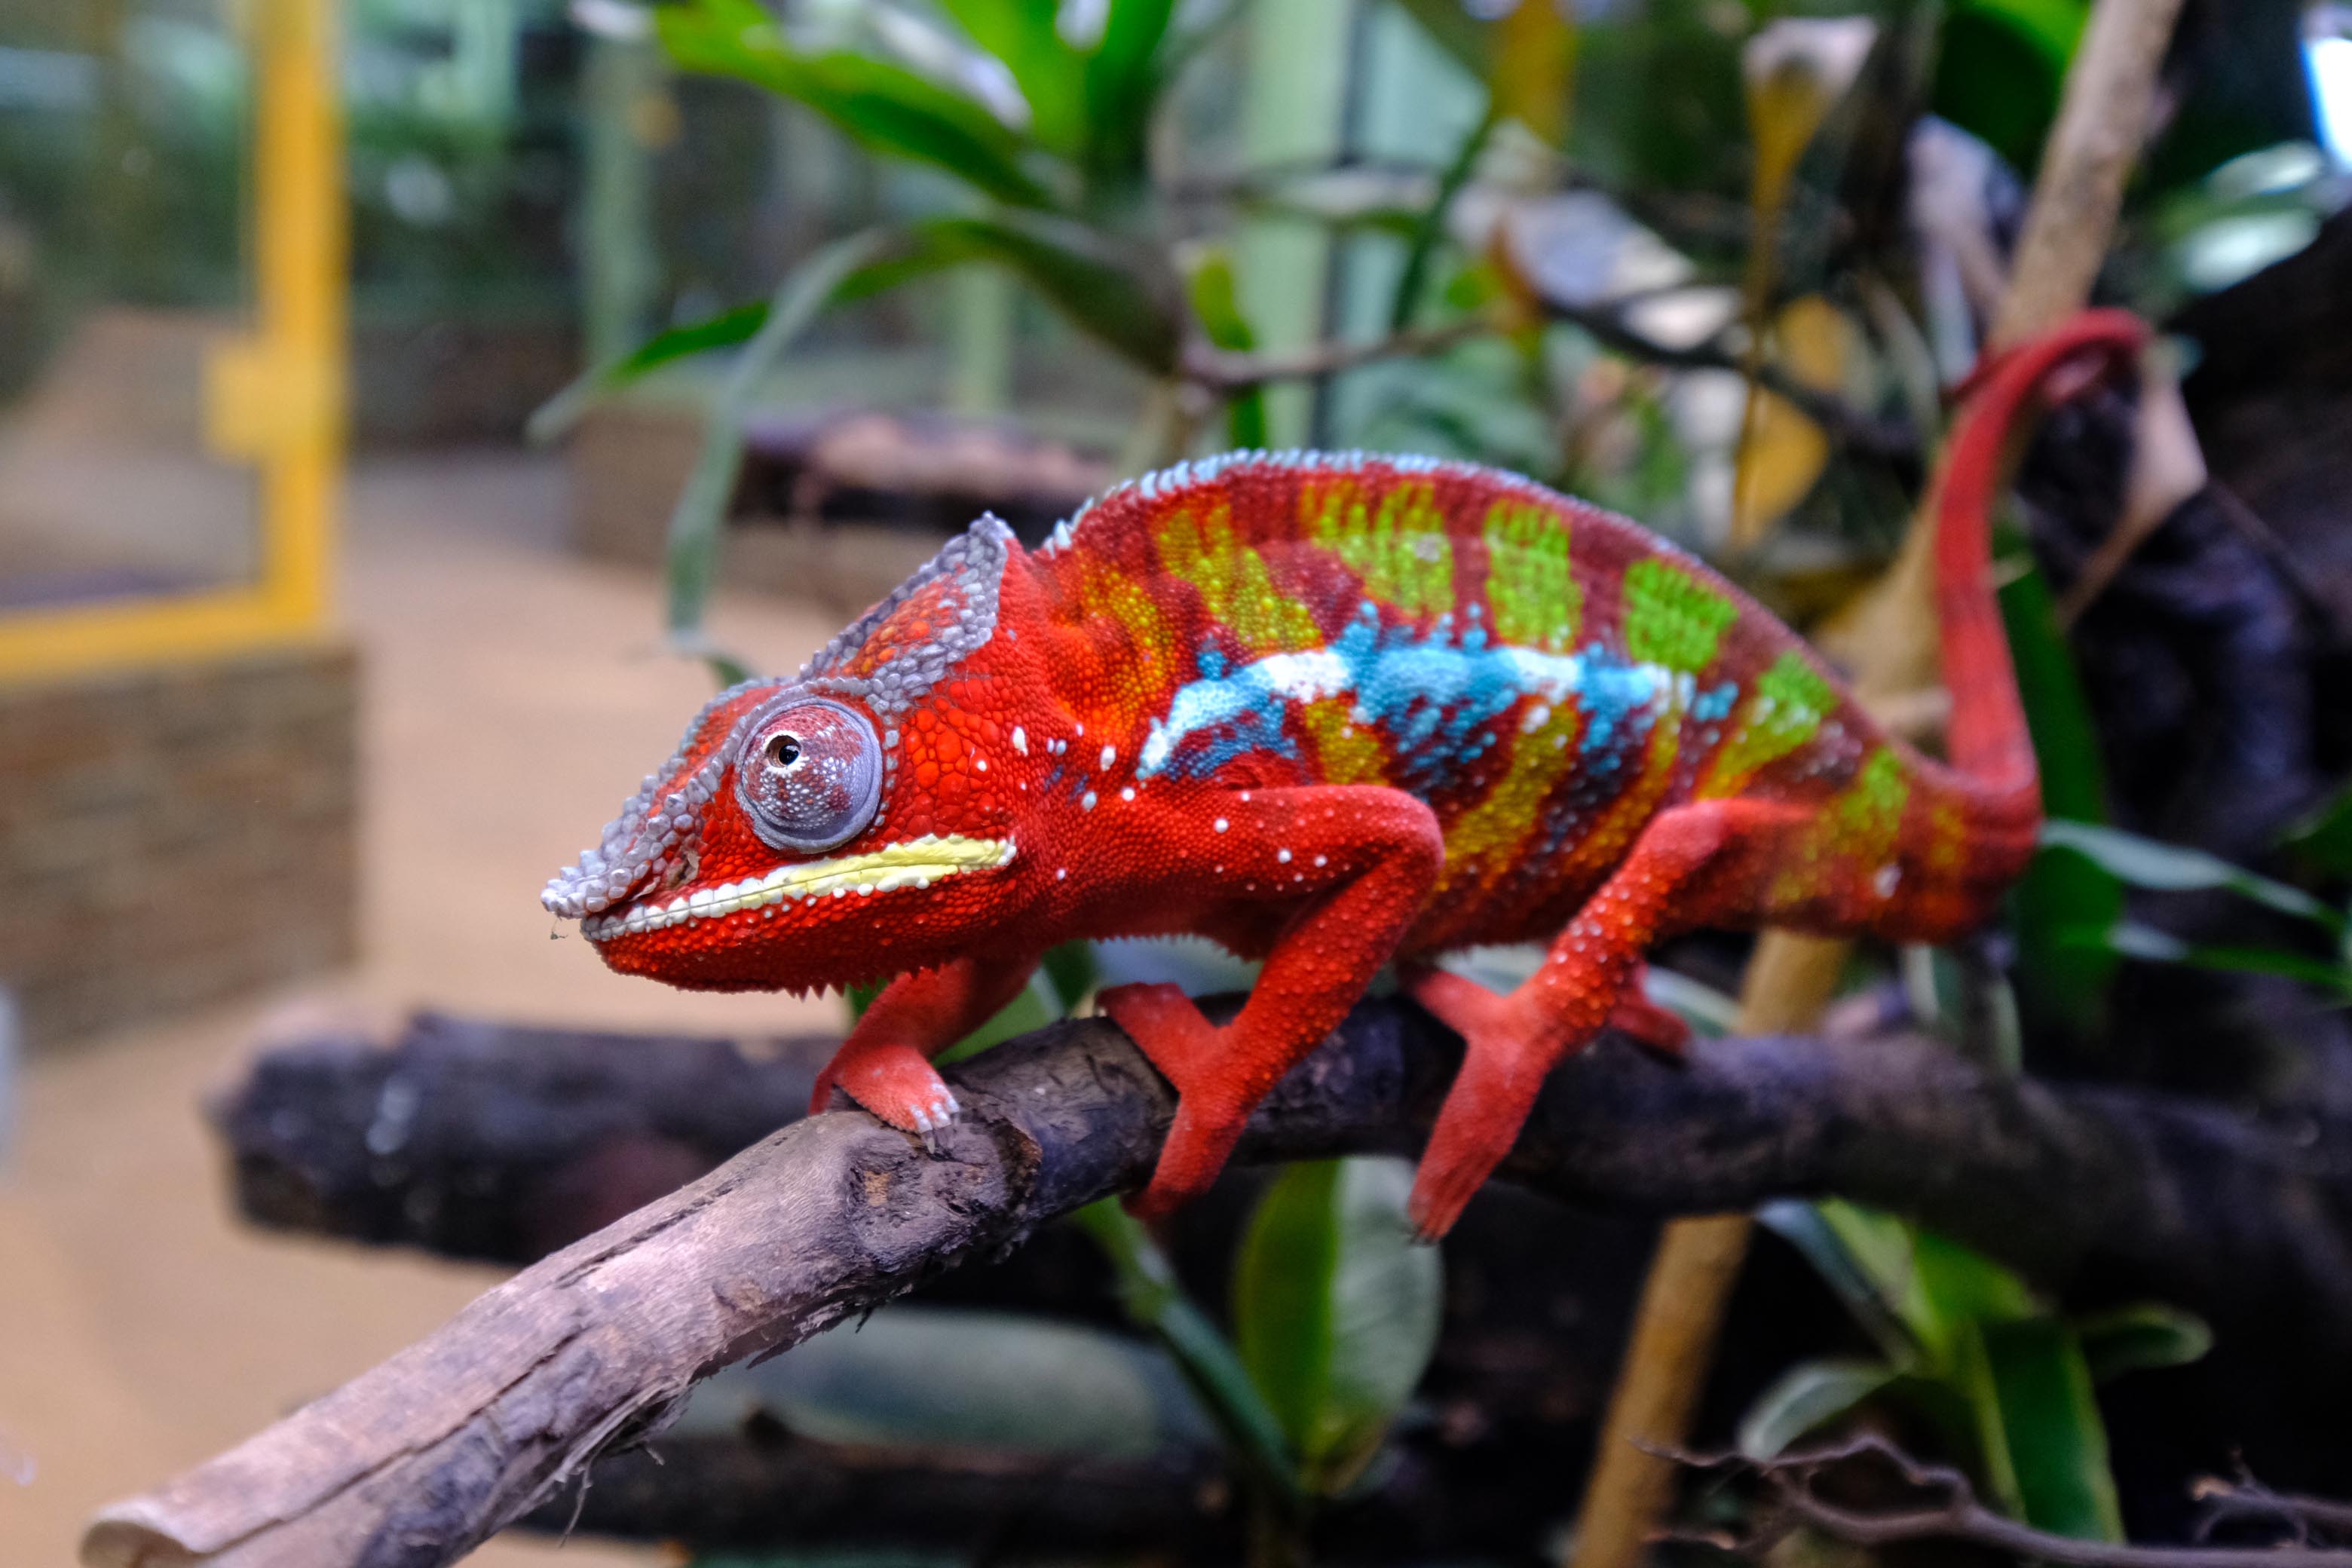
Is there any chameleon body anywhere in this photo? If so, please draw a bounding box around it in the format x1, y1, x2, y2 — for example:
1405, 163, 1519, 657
545, 311, 2146, 1238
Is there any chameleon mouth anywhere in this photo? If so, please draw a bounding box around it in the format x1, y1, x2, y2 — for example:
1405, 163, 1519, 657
578, 834, 1015, 943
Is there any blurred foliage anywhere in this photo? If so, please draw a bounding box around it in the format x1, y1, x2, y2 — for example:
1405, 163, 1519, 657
1749, 1199, 2210, 1539
568, 2, 2352, 1558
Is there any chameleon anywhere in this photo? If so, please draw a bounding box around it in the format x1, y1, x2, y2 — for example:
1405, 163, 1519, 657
544, 309, 2147, 1240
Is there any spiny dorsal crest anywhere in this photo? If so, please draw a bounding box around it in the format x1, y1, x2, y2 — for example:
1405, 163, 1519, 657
800, 512, 1014, 718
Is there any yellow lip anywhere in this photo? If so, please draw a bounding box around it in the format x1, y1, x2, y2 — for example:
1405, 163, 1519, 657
580, 835, 1015, 942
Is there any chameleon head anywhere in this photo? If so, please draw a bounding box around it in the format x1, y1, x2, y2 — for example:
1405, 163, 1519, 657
541, 515, 1034, 991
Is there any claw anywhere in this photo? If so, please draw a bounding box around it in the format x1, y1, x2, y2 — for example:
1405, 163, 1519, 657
810, 1040, 963, 1139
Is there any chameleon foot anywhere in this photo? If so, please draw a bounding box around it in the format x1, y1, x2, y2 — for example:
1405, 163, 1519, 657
1401, 966, 1563, 1241
810, 1040, 961, 1134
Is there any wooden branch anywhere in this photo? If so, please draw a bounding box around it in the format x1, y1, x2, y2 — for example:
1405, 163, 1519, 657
90, 999, 2352, 1567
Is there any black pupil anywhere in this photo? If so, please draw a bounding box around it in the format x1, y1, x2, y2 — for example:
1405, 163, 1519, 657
767, 733, 801, 767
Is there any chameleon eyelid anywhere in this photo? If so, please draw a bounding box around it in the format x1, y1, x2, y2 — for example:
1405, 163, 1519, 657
733, 696, 881, 854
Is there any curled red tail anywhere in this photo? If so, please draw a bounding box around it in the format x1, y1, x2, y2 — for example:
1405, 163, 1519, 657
1934, 308, 2150, 816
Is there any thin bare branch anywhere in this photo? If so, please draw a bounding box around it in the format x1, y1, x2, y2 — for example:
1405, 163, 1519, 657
1692, 1438, 2352, 1568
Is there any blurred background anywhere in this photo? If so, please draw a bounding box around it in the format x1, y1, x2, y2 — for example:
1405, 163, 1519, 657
5, 1, 2352, 1565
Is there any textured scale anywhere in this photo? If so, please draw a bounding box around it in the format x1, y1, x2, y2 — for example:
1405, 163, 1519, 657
546, 313, 2148, 1238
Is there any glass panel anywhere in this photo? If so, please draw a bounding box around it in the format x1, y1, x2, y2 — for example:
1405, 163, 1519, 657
0, 0, 259, 612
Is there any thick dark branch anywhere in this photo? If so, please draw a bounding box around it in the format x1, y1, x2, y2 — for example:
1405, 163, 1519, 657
89, 1001, 2352, 1566
217, 1001, 2352, 1333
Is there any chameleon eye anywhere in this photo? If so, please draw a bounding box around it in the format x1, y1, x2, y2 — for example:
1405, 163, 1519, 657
735, 697, 880, 853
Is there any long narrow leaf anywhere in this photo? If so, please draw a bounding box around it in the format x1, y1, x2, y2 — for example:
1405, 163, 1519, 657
1070, 1199, 1304, 1517
659, 0, 1059, 208
2283, 782, 2352, 877
1390, 105, 1499, 332
663, 230, 895, 640
1981, 1317, 2126, 1541
1999, 540, 2122, 1028
528, 304, 769, 446
2060, 922, 2352, 999
1080, 0, 1178, 197
1738, 1358, 1902, 1459
2041, 819, 2345, 936
937, 0, 1086, 153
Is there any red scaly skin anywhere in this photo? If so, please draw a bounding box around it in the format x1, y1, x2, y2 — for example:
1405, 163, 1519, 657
544, 311, 2148, 1239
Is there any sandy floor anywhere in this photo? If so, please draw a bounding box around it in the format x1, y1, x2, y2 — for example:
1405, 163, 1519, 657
0, 452, 853, 1565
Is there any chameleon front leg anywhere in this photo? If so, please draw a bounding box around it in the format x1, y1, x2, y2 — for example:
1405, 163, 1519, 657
1101, 786, 1446, 1220
1404, 797, 1811, 1239
811, 954, 1040, 1132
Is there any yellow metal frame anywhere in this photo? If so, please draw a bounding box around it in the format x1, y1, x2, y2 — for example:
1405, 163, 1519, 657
0, 0, 345, 684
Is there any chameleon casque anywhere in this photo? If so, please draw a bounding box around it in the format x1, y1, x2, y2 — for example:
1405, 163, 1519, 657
544, 311, 2147, 1239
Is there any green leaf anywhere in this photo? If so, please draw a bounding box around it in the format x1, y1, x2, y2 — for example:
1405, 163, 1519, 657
1070, 1199, 1303, 1514
658, 0, 1059, 209
1953, 0, 2087, 69
1998, 540, 2123, 1031
1234, 1158, 1443, 1495
2283, 781, 2352, 878
1040, 939, 1100, 1013
527, 303, 769, 445
1757, 1199, 1921, 1365
1080, 0, 1178, 197
900, 212, 1180, 373
2040, 819, 2345, 936
937, 0, 1087, 153
2058, 922, 2352, 999
1737, 1358, 1903, 1459
1980, 1317, 2126, 1540
1182, 244, 1267, 449
1909, 1228, 2041, 1355
663, 230, 897, 640
2075, 1303, 2213, 1383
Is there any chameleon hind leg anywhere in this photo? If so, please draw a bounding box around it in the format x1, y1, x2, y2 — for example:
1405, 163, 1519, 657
1101, 786, 1445, 1220
1403, 798, 1810, 1239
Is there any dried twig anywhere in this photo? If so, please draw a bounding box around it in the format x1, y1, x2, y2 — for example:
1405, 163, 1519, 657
2194, 1476, 2352, 1544
1691, 1437, 2352, 1568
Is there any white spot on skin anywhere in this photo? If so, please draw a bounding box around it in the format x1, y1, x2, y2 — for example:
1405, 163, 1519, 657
1315, 855, 1327, 866
1121, 787, 1135, 801
1082, 792, 1098, 810
1058, 868, 1067, 880
1214, 818, 1229, 832
1012, 726, 1027, 755
975, 757, 988, 773
1277, 848, 1292, 862
1100, 744, 1116, 770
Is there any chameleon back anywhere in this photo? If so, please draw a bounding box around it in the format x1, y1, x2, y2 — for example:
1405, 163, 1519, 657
1019, 451, 1963, 952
